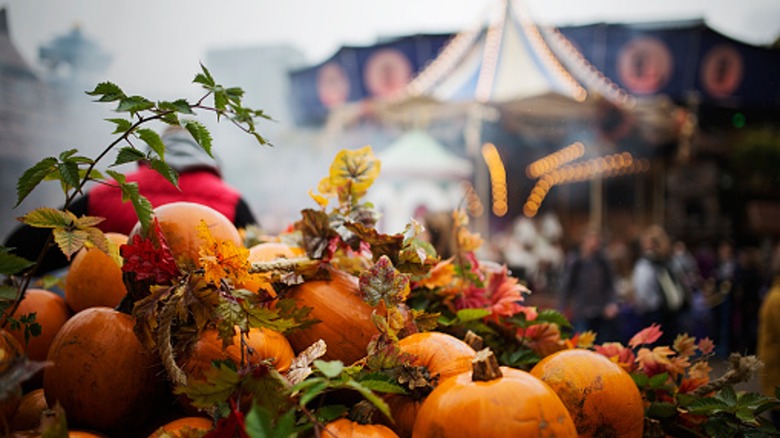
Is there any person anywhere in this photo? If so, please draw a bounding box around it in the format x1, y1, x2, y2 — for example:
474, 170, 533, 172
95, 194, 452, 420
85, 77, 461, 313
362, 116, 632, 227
632, 224, 686, 345
757, 242, 780, 428
558, 228, 620, 341
3, 125, 258, 275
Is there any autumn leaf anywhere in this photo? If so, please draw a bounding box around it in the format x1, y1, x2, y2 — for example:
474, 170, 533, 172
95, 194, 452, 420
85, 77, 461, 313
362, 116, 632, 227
286, 339, 327, 385
327, 146, 381, 202
294, 209, 338, 260
697, 337, 715, 355
120, 218, 180, 284
174, 361, 241, 409
418, 260, 456, 290
198, 220, 253, 286
673, 333, 698, 358
594, 342, 637, 373
359, 256, 410, 306
636, 346, 675, 377
629, 323, 664, 348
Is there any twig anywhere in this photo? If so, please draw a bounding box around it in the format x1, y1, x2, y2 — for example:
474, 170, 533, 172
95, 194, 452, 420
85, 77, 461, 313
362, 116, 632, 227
692, 353, 763, 397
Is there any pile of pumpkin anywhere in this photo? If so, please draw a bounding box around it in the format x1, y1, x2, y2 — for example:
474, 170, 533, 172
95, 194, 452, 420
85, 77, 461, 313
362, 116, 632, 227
1, 201, 646, 437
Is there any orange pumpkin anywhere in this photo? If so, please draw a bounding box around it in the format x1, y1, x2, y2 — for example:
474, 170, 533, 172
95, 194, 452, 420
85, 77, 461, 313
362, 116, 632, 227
9, 388, 47, 432
530, 348, 645, 438
283, 269, 379, 365
9, 289, 72, 362
182, 327, 295, 380
1, 329, 25, 425
148, 416, 213, 437
383, 332, 476, 438
412, 349, 577, 437
129, 201, 242, 270
237, 242, 305, 296
64, 233, 128, 313
43, 307, 165, 434
323, 418, 399, 438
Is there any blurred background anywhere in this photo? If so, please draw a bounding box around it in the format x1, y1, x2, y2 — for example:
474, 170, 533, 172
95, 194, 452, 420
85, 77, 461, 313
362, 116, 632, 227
1, 0, 779, 275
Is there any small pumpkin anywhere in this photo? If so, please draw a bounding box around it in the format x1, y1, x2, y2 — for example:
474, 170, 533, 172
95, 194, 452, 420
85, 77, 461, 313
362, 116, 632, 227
148, 416, 213, 437
9, 388, 47, 432
530, 348, 644, 438
412, 349, 577, 437
323, 418, 399, 438
43, 307, 165, 434
283, 269, 379, 365
383, 332, 477, 438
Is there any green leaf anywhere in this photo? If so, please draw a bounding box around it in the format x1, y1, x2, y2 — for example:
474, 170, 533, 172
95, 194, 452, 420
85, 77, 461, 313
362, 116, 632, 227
149, 158, 179, 187
314, 360, 344, 379
113, 146, 147, 166
106, 117, 133, 134
316, 404, 348, 422
648, 372, 670, 389
631, 372, 649, 388
686, 397, 730, 414
86, 81, 125, 102
456, 308, 491, 323
717, 385, 738, 406
52, 228, 88, 259
57, 161, 81, 190
110, 175, 153, 233
357, 378, 405, 395
345, 380, 392, 421
173, 361, 241, 409
137, 128, 166, 159
533, 308, 573, 329
0, 248, 35, 275
184, 120, 213, 157
158, 99, 194, 115
19, 207, 76, 229
193, 63, 216, 88
16, 157, 57, 207
117, 95, 154, 114
646, 401, 677, 418
298, 379, 328, 407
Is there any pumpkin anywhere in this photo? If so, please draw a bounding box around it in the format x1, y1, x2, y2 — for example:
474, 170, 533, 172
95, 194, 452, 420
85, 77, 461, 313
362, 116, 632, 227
323, 418, 399, 438
1, 329, 25, 425
64, 233, 128, 313
129, 201, 242, 270
148, 416, 213, 437
412, 349, 577, 437
383, 332, 477, 438
9, 388, 47, 432
182, 327, 295, 380
530, 348, 645, 438
283, 269, 379, 365
43, 307, 165, 434
9, 289, 72, 362
237, 241, 305, 296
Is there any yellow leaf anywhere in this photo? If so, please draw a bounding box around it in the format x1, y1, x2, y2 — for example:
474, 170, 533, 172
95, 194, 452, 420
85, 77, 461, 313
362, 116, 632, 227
328, 146, 380, 198
197, 220, 253, 286
308, 189, 330, 209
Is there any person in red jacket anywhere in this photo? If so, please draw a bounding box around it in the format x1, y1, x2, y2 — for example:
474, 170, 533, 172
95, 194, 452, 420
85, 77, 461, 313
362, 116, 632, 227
4, 125, 257, 274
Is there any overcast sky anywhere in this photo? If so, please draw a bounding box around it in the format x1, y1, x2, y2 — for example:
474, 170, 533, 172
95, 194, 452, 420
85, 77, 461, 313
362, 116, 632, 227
2, 0, 779, 98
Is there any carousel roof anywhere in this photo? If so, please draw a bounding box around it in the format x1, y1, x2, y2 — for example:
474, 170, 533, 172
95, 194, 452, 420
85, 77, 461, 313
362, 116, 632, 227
378, 130, 472, 179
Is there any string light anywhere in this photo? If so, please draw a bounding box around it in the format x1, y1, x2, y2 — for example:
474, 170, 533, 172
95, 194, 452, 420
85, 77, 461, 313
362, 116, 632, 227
526, 141, 585, 178
522, 153, 650, 217
481, 143, 508, 217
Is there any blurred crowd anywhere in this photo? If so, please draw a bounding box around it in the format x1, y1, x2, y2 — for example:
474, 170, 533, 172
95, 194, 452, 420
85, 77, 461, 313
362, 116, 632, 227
480, 213, 777, 356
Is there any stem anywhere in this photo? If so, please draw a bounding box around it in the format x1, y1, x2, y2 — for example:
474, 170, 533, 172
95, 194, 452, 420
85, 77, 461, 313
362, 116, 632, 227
692, 353, 762, 397
472, 348, 502, 382
464, 330, 484, 350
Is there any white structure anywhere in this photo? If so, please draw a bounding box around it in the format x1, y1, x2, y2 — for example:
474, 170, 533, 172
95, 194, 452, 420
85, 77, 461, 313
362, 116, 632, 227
368, 130, 473, 234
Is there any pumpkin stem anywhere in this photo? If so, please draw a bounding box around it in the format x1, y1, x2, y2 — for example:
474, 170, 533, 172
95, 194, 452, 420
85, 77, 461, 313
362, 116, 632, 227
464, 330, 484, 350
348, 400, 378, 425
472, 348, 502, 382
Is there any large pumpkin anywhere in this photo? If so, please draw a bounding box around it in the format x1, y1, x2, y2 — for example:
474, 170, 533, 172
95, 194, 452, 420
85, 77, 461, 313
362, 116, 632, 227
148, 416, 213, 437
323, 418, 399, 438
383, 332, 477, 438
530, 348, 644, 438
9, 289, 71, 362
64, 233, 128, 313
43, 307, 165, 433
129, 201, 242, 270
412, 349, 577, 437
283, 269, 379, 365
1, 329, 25, 425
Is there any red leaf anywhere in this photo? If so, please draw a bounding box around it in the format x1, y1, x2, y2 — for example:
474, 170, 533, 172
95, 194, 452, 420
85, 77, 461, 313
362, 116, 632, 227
204, 400, 248, 438
628, 323, 663, 348
120, 217, 180, 284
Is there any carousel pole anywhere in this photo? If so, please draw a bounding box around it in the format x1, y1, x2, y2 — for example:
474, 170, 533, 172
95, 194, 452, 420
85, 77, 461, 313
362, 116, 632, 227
465, 103, 490, 240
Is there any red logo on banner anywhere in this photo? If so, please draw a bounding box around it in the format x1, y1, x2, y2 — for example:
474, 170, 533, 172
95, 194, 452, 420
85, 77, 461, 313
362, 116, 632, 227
316, 62, 351, 108
701, 44, 744, 98
617, 37, 673, 95
364, 48, 413, 98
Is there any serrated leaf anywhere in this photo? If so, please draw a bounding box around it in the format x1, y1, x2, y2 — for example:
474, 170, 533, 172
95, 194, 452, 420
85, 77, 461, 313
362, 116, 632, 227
116, 180, 153, 233
117, 95, 154, 114
717, 385, 738, 406
0, 249, 35, 275
82, 226, 109, 254
533, 308, 573, 329
149, 158, 179, 187
158, 99, 194, 115
86, 81, 125, 102
184, 120, 213, 157
345, 380, 392, 421
16, 157, 58, 207
357, 378, 406, 395
456, 308, 491, 323
106, 117, 133, 134
686, 397, 730, 414
52, 228, 88, 259
137, 128, 165, 159
194, 63, 216, 87
113, 146, 147, 166
20, 207, 76, 229
174, 362, 241, 409
314, 360, 343, 379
